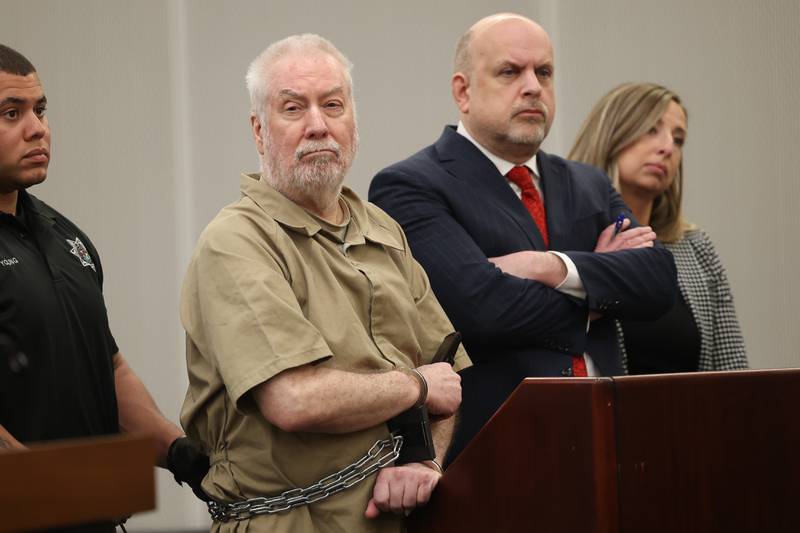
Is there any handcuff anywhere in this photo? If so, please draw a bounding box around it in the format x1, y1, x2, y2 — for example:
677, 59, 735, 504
388, 332, 461, 465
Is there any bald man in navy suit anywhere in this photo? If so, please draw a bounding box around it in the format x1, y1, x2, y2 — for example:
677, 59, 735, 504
369, 13, 678, 464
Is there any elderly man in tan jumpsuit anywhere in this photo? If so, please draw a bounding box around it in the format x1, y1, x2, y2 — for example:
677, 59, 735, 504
180, 34, 470, 532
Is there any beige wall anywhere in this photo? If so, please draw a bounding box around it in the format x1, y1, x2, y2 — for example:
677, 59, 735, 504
2, 0, 798, 529
552, 0, 800, 370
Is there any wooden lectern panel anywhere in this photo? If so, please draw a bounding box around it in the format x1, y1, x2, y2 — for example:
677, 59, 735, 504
614, 369, 800, 533
0, 434, 156, 532
409, 369, 800, 533
408, 378, 618, 533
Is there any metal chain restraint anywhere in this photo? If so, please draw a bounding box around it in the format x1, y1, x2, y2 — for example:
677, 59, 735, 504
207, 435, 403, 522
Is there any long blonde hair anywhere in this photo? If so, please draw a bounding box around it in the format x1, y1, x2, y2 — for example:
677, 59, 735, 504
568, 82, 692, 243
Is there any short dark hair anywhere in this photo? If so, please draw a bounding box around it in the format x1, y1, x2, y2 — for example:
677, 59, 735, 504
0, 44, 36, 76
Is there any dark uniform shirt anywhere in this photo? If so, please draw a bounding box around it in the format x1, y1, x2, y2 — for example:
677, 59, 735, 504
0, 190, 119, 442
1, 191, 120, 533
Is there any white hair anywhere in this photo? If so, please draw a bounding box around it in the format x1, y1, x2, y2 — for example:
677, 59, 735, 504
245, 33, 355, 127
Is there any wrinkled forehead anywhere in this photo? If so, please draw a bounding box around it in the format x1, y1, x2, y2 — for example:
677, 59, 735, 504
268, 51, 351, 100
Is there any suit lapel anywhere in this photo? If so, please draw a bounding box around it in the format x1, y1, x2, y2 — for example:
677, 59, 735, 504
434, 127, 546, 250
537, 151, 573, 250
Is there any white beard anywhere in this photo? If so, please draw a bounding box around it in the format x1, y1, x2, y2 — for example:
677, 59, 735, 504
261, 130, 358, 207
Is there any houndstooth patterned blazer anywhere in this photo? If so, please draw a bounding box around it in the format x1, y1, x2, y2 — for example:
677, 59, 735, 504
618, 228, 749, 372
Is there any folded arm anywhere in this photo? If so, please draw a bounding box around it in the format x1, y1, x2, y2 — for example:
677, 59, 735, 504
251, 361, 460, 434
565, 247, 676, 321
254, 360, 462, 518
370, 168, 588, 352
489, 217, 661, 320
487, 250, 567, 287
487, 181, 676, 321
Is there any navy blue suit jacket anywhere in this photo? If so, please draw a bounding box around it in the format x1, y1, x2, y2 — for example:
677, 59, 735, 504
369, 126, 677, 463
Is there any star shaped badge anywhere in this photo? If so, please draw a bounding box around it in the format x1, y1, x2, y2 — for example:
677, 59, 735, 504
66, 236, 97, 271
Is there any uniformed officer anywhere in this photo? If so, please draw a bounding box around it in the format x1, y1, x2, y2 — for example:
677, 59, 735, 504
0, 44, 205, 531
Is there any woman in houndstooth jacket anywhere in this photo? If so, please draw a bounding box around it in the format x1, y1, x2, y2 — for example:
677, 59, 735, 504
569, 82, 748, 373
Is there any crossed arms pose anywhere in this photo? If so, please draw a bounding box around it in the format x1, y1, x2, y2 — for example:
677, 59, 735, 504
370, 14, 678, 463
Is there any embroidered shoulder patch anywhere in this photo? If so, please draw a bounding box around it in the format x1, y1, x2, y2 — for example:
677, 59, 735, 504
66, 237, 96, 271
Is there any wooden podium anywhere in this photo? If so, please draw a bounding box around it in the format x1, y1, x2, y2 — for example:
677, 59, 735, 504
0, 434, 156, 532
409, 369, 800, 533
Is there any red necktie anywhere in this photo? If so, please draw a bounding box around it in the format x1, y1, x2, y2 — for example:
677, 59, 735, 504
505, 166, 587, 377
506, 166, 549, 248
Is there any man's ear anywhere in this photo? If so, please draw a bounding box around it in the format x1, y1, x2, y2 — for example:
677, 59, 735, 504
452, 72, 470, 114
251, 114, 265, 156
